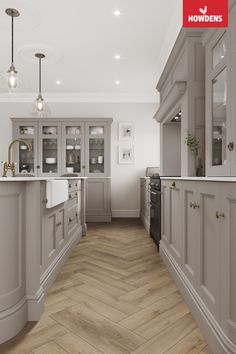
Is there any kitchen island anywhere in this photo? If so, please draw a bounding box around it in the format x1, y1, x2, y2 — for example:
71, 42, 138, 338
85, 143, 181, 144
0, 177, 86, 344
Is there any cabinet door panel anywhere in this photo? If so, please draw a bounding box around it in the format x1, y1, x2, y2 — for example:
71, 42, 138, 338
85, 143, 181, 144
0, 184, 25, 311
182, 185, 197, 286
169, 184, 182, 264
56, 208, 65, 247
198, 187, 220, 319
161, 182, 169, 245
222, 184, 236, 344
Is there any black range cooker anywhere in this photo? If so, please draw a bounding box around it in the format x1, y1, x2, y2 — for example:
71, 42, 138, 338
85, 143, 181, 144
149, 175, 161, 250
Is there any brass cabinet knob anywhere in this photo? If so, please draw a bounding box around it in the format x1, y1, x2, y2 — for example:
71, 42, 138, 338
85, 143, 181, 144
216, 211, 225, 219
82, 165, 86, 169
227, 142, 234, 151
69, 194, 72, 199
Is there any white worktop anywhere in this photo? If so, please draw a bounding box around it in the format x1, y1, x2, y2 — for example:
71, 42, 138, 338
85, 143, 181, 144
160, 176, 236, 182
0, 176, 112, 182
0, 177, 87, 182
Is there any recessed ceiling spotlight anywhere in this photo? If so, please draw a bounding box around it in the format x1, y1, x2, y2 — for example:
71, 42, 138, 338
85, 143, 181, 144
114, 9, 121, 16
115, 80, 120, 85
114, 54, 121, 60
56, 80, 61, 85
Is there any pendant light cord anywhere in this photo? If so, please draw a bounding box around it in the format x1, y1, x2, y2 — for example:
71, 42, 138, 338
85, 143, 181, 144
11, 15, 14, 65
39, 57, 42, 96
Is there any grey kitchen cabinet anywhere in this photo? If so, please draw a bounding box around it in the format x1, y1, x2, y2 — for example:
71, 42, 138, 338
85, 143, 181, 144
39, 122, 62, 176
140, 177, 150, 233
204, 2, 236, 176
161, 180, 183, 266
86, 178, 111, 222
12, 120, 38, 174
41, 202, 66, 274
161, 178, 236, 353
11, 118, 113, 222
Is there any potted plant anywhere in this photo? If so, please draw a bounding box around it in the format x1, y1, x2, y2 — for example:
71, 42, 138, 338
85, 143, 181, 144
185, 133, 203, 176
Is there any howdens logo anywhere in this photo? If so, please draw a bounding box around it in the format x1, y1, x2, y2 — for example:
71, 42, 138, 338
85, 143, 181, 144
183, 0, 228, 28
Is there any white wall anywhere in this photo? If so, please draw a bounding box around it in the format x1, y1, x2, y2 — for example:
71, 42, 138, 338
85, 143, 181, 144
0, 102, 159, 216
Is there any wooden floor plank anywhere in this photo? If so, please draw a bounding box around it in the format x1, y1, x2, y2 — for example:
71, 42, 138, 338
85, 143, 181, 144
0, 219, 212, 354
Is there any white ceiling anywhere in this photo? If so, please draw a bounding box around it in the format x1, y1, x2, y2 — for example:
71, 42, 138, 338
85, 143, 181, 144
0, 0, 182, 102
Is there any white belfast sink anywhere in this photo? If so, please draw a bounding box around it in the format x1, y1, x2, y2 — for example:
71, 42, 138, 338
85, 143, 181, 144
46, 179, 68, 208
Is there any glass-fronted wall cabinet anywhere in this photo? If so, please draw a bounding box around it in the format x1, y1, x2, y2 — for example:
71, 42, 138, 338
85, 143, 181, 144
85, 123, 109, 177
205, 1, 236, 176
11, 118, 112, 222
62, 123, 84, 175
205, 30, 229, 176
39, 122, 61, 176
12, 121, 38, 175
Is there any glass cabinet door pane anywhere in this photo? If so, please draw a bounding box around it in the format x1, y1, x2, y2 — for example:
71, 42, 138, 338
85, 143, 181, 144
42, 138, 58, 173
212, 68, 227, 166
19, 126, 34, 135
19, 139, 34, 173
66, 138, 81, 173
89, 138, 104, 173
42, 126, 58, 135
66, 126, 81, 135
212, 34, 226, 68
89, 126, 104, 135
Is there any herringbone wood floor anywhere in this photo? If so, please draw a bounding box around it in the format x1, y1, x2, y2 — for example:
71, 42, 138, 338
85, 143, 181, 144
0, 219, 212, 354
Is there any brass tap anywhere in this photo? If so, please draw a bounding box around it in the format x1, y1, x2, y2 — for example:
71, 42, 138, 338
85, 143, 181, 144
2, 139, 32, 177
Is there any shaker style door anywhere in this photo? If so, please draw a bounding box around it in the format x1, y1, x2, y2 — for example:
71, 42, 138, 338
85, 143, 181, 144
38, 122, 62, 176
62, 123, 85, 176
85, 123, 109, 177
12, 121, 38, 175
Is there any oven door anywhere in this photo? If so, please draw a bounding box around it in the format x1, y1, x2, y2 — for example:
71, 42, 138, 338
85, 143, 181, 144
150, 190, 161, 249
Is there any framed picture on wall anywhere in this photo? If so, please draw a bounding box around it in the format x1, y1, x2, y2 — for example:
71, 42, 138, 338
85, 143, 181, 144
118, 122, 134, 141
118, 145, 134, 164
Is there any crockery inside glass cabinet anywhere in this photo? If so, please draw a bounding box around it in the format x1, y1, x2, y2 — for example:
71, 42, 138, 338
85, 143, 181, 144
19, 126, 34, 135
89, 126, 104, 135
19, 139, 34, 173
89, 138, 104, 173
66, 126, 81, 135
43, 138, 58, 173
42, 126, 58, 135
65, 138, 81, 173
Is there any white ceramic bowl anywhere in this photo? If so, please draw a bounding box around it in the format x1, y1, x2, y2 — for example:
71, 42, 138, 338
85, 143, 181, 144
66, 145, 74, 150
74, 145, 81, 150
66, 167, 74, 173
20, 145, 28, 150
45, 157, 56, 164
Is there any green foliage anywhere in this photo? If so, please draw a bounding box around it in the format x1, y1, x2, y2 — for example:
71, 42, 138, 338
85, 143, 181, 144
185, 133, 200, 156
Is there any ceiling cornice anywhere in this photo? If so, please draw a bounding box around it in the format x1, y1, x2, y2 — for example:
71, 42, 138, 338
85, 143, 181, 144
0, 92, 159, 103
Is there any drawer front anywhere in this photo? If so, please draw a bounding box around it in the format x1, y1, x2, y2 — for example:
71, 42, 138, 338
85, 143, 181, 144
68, 180, 80, 192
68, 190, 78, 206
68, 204, 80, 233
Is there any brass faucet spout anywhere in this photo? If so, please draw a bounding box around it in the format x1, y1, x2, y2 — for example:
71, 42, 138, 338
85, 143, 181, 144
2, 139, 32, 177
8, 139, 32, 165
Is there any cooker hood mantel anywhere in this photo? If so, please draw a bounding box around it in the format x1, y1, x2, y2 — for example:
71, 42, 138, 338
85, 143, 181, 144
153, 81, 186, 123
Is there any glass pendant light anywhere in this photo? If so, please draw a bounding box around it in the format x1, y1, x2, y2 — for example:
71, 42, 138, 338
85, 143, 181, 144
32, 53, 51, 117
5, 8, 20, 89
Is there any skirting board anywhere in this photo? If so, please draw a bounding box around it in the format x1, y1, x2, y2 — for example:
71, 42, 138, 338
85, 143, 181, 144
112, 210, 140, 218
160, 241, 236, 354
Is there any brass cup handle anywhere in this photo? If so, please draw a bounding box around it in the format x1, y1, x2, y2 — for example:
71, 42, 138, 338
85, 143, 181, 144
190, 202, 200, 209
216, 211, 225, 219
